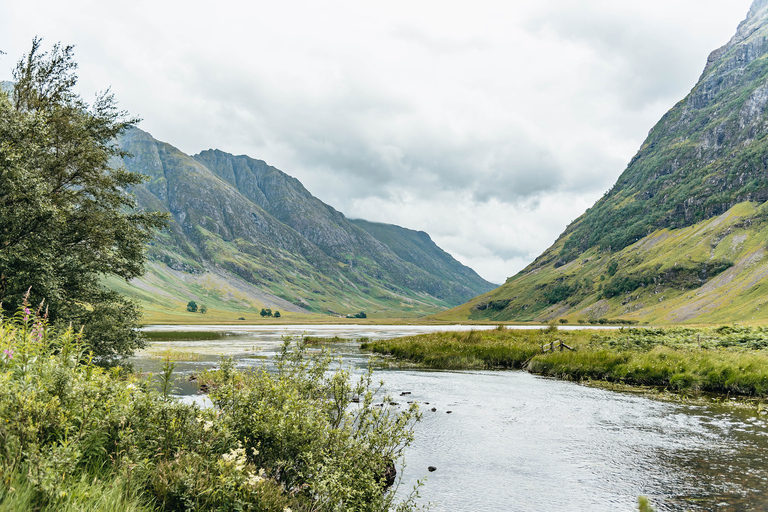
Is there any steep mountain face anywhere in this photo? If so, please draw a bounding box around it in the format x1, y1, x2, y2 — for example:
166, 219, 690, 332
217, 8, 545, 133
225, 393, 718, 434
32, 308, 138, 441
118, 128, 494, 318
440, 0, 768, 324
350, 219, 496, 295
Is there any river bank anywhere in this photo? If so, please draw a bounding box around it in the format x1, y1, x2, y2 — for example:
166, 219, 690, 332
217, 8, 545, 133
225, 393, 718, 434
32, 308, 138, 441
361, 326, 768, 400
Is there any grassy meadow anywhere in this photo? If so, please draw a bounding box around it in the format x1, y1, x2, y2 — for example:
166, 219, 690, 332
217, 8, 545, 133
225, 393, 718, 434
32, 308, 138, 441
362, 326, 768, 398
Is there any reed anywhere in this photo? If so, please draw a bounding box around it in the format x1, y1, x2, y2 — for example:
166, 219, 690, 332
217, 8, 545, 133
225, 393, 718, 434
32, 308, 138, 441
363, 327, 768, 397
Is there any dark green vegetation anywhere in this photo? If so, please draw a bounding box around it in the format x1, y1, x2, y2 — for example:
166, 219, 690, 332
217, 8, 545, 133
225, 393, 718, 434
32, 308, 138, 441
143, 330, 227, 341
443, 1, 768, 325
0, 40, 166, 359
0, 307, 422, 511
362, 327, 768, 397
117, 129, 494, 320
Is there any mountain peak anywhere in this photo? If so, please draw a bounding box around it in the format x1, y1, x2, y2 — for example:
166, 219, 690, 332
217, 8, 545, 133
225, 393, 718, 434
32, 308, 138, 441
702, 0, 768, 76
442, 1, 768, 324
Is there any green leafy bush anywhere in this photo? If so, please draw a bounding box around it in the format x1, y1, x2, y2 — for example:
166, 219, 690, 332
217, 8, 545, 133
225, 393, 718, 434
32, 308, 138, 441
0, 303, 424, 511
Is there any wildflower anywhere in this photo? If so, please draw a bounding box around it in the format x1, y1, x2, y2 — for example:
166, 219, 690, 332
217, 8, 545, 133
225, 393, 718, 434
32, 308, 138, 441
222, 446, 247, 472
203, 420, 214, 431
246, 469, 265, 486
3, 349, 13, 360
284, 508, 292, 512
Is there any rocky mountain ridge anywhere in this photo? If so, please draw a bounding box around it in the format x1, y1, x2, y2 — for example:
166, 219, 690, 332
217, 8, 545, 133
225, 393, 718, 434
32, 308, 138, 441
117, 128, 494, 319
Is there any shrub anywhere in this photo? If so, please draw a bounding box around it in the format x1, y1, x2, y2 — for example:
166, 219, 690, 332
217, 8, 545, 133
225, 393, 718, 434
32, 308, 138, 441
0, 304, 423, 511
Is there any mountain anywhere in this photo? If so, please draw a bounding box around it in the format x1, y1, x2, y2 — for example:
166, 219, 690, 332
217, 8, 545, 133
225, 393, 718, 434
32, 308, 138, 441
115, 128, 494, 320
438, 0, 768, 324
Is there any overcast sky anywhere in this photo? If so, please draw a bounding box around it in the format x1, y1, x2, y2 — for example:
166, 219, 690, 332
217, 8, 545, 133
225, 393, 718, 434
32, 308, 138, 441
0, 0, 755, 283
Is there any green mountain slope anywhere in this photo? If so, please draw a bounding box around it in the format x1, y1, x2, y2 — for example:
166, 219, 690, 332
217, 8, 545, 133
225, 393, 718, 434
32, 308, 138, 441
116, 129, 494, 321
350, 219, 496, 294
439, 0, 768, 324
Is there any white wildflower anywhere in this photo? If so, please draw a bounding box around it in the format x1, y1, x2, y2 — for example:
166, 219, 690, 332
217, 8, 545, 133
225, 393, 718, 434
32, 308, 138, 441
222, 446, 247, 472
247, 470, 265, 486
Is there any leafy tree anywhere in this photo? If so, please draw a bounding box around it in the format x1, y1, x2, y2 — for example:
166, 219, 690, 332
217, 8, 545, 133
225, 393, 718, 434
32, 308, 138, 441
187, 301, 198, 313
260, 308, 273, 317
199, 304, 208, 314
0, 39, 166, 360
273, 310, 280, 318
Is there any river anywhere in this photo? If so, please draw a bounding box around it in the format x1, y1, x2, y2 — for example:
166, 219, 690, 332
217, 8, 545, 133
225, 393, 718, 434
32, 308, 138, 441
133, 325, 768, 511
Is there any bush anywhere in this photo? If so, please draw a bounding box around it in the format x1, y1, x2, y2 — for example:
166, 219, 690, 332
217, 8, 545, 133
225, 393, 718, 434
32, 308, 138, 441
200, 340, 422, 509
186, 300, 197, 312
0, 304, 423, 511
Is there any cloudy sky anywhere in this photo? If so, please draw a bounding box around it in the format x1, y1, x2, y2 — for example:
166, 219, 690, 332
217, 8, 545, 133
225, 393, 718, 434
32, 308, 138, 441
0, 0, 755, 283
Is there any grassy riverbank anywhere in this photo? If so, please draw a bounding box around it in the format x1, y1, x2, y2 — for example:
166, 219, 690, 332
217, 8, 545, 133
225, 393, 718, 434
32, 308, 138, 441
361, 326, 768, 397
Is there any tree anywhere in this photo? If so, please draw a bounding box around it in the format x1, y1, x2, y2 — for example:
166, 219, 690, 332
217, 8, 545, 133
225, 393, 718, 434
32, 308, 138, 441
260, 308, 273, 317
0, 39, 167, 360
199, 304, 207, 314
187, 301, 198, 313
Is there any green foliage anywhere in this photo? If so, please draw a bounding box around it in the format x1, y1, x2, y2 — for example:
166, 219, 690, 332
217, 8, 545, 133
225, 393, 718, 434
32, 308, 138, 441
0, 39, 166, 360
199, 304, 207, 314
638, 496, 656, 512
273, 310, 280, 318
365, 328, 768, 397
475, 299, 511, 311
200, 339, 423, 510
542, 282, 579, 304
259, 308, 272, 317
186, 300, 197, 313
0, 306, 424, 511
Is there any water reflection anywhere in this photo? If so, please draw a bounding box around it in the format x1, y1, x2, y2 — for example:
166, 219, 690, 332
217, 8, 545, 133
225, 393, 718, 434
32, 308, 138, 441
132, 325, 768, 511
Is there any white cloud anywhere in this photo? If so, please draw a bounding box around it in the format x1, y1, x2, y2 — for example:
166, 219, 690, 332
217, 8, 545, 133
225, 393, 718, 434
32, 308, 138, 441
0, 0, 754, 283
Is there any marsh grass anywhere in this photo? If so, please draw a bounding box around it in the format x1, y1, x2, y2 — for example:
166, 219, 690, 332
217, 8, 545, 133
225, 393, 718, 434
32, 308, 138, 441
143, 331, 225, 341
363, 327, 768, 397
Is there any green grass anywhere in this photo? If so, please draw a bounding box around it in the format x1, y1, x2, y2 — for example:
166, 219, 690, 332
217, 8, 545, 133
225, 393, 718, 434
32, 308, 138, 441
143, 331, 226, 341
0, 471, 151, 512
363, 327, 768, 397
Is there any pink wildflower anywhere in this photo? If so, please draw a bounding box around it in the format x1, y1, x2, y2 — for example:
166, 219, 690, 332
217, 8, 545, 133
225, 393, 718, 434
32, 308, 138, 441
3, 349, 13, 360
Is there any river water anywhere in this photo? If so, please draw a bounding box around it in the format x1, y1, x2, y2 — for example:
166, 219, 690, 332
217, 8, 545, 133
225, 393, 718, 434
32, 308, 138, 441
134, 325, 768, 511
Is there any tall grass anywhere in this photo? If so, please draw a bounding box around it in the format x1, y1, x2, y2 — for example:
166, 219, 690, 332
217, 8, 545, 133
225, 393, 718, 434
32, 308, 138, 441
363, 327, 768, 397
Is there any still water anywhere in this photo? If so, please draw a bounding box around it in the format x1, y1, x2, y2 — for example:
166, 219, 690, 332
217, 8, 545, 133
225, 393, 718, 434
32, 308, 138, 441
134, 325, 768, 512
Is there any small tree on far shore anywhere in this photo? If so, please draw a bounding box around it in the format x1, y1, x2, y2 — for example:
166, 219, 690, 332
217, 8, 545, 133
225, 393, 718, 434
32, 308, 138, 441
187, 301, 198, 313
274, 311, 280, 318
199, 304, 208, 314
